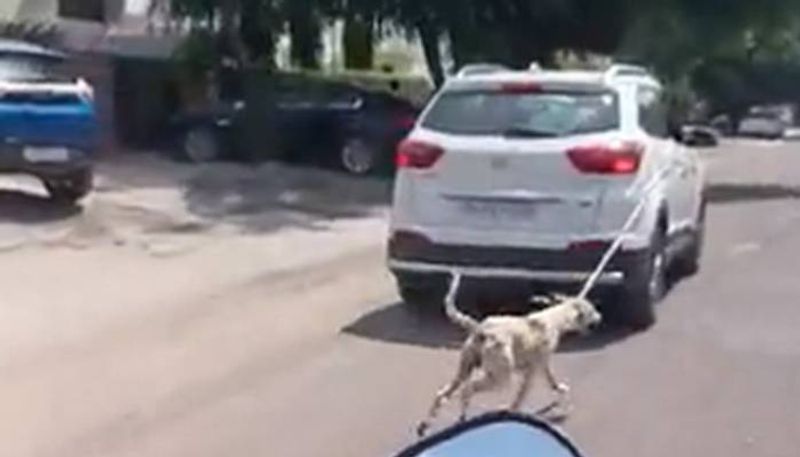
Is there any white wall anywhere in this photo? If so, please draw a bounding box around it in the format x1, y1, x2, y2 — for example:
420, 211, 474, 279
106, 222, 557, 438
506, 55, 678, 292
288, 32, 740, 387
15, 0, 57, 21
125, 0, 150, 15
0, 0, 25, 19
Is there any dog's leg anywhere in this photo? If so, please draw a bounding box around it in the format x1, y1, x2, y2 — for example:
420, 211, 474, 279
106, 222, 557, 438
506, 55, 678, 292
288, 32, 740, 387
544, 358, 570, 403
459, 372, 506, 421
416, 352, 475, 437
509, 368, 535, 411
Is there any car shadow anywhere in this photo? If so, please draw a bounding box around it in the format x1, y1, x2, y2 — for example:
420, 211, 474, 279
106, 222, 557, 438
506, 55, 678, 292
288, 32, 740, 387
342, 301, 634, 353
0, 189, 82, 224
706, 183, 800, 205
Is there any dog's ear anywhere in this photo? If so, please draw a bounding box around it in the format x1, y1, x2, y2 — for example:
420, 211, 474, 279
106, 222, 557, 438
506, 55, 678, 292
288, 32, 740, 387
575, 298, 603, 327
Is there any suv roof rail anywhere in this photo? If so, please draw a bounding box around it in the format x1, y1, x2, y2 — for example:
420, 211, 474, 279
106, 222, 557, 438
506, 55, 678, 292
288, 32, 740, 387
604, 64, 651, 81
456, 63, 510, 78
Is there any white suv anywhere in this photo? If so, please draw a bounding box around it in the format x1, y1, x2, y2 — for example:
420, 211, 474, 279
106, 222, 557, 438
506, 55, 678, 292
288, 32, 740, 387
387, 64, 706, 329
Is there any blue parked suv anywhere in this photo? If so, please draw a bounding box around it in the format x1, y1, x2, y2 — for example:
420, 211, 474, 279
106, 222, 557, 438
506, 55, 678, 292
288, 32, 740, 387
0, 39, 97, 204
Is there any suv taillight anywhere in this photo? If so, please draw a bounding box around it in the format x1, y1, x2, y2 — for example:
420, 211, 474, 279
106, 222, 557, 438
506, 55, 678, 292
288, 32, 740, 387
566, 141, 643, 174
396, 140, 444, 169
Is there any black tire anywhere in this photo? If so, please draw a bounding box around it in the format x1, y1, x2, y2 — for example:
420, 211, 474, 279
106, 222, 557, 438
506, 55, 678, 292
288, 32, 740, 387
398, 283, 446, 315
340, 137, 377, 175
675, 200, 707, 277
612, 229, 667, 330
44, 170, 92, 205
182, 127, 220, 163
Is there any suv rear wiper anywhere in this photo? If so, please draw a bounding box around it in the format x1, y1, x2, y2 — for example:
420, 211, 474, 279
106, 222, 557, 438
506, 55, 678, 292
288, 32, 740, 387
501, 127, 559, 138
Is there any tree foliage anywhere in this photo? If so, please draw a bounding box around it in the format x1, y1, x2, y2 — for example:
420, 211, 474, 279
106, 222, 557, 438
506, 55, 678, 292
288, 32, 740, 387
165, 0, 800, 108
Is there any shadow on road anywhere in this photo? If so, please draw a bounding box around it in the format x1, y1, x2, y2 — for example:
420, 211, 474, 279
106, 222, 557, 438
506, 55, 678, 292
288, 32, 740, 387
343, 302, 464, 349
182, 165, 392, 233
97, 154, 392, 235
557, 324, 635, 353
343, 301, 633, 353
0, 189, 81, 224
707, 183, 800, 205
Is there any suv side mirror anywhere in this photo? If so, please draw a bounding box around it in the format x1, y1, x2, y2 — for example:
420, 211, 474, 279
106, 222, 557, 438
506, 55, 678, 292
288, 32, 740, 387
678, 125, 720, 148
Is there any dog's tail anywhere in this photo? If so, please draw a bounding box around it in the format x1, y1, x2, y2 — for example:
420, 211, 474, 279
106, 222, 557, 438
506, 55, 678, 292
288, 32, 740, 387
444, 272, 480, 332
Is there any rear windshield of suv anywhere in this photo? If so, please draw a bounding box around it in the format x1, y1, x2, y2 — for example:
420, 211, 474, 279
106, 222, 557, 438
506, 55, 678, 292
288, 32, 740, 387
421, 90, 619, 137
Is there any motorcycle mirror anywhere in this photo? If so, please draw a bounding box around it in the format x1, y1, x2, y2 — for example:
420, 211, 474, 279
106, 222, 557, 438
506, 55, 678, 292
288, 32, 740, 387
394, 412, 584, 457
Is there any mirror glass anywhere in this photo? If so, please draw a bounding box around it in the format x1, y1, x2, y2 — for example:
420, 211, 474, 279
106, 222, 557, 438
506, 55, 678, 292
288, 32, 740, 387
412, 421, 579, 457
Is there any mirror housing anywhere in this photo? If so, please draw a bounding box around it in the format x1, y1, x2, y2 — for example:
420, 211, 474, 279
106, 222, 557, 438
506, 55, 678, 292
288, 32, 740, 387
395, 412, 585, 457
679, 125, 720, 148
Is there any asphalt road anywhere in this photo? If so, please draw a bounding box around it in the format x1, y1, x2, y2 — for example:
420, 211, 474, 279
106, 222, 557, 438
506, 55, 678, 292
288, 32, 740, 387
0, 140, 798, 457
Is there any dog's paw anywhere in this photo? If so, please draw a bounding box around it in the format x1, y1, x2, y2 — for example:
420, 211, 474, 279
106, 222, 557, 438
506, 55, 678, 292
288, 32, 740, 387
555, 382, 571, 394
544, 404, 571, 424
416, 422, 430, 438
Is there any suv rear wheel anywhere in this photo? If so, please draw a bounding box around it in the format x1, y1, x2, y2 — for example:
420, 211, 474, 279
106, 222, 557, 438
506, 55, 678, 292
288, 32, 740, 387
398, 283, 444, 314
611, 229, 666, 330
675, 200, 707, 277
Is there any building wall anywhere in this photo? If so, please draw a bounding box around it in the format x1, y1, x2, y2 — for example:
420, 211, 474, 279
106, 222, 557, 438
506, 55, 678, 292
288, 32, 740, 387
12, 0, 131, 24
0, 0, 25, 19
15, 0, 57, 20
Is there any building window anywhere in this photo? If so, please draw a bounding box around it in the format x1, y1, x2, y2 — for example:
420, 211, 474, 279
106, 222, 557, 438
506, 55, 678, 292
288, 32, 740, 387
59, 0, 106, 22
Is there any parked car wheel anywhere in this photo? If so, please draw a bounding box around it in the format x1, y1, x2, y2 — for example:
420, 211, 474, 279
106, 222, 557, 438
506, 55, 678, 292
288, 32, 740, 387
340, 137, 378, 175
43, 170, 92, 205
182, 127, 220, 163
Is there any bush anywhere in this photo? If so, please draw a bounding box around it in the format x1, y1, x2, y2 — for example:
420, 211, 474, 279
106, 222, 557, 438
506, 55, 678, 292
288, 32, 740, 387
282, 70, 434, 107
0, 21, 61, 46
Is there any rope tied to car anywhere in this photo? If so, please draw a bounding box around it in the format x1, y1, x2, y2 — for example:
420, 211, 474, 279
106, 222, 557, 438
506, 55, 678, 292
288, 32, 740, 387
444, 161, 683, 303
576, 163, 678, 300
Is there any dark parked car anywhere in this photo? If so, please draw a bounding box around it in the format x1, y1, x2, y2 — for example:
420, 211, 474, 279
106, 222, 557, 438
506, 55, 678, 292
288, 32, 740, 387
170, 82, 418, 175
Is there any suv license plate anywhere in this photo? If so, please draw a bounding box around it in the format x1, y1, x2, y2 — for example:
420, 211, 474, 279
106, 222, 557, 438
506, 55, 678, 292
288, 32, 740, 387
23, 147, 69, 163
459, 201, 537, 220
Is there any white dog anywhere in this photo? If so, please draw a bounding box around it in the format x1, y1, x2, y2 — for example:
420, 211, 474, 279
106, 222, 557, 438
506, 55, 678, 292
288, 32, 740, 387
417, 272, 602, 436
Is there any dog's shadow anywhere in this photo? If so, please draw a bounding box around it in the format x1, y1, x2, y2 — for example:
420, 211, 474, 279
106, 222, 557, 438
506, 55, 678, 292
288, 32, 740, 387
342, 302, 634, 353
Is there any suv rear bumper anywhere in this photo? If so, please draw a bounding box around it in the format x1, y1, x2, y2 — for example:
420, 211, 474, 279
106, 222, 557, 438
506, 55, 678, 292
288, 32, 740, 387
0, 145, 92, 178
388, 240, 649, 287
389, 259, 624, 285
